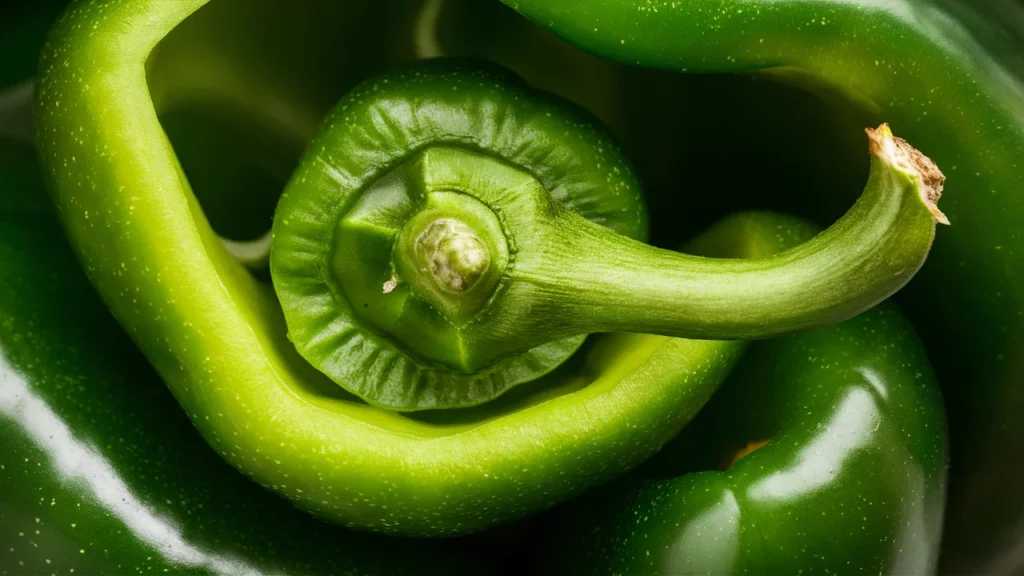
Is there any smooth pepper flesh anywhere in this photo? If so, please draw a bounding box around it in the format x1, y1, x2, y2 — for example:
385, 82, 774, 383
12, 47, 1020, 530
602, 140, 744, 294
6, 0, 1022, 572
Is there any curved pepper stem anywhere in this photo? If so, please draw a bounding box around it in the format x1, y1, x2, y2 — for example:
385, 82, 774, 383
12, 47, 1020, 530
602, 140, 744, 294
498, 123, 947, 342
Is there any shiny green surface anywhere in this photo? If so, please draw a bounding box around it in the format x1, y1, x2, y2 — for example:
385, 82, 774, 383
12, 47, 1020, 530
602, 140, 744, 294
3, 0, 1022, 571
550, 303, 947, 574
0, 137, 477, 575
503, 1, 1024, 571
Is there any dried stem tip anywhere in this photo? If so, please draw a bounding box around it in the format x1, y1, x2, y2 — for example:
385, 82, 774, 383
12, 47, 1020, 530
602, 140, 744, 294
866, 123, 949, 225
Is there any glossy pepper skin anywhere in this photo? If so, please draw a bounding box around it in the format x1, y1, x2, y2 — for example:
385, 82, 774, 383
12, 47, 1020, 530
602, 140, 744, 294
2, 0, 1021, 573
549, 303, 946, 574
502, 0, 1024, 571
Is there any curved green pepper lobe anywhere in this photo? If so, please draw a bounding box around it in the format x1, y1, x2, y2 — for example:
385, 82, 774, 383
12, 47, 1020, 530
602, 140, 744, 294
272, 59, 648, 411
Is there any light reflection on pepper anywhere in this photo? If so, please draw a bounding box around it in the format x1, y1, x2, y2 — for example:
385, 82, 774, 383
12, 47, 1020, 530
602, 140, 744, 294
0, 357, 258, 576
747, 388, 878, 503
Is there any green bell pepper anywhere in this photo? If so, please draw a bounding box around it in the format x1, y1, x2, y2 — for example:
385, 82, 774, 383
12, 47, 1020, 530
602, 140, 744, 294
2, 0, 1023, 573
